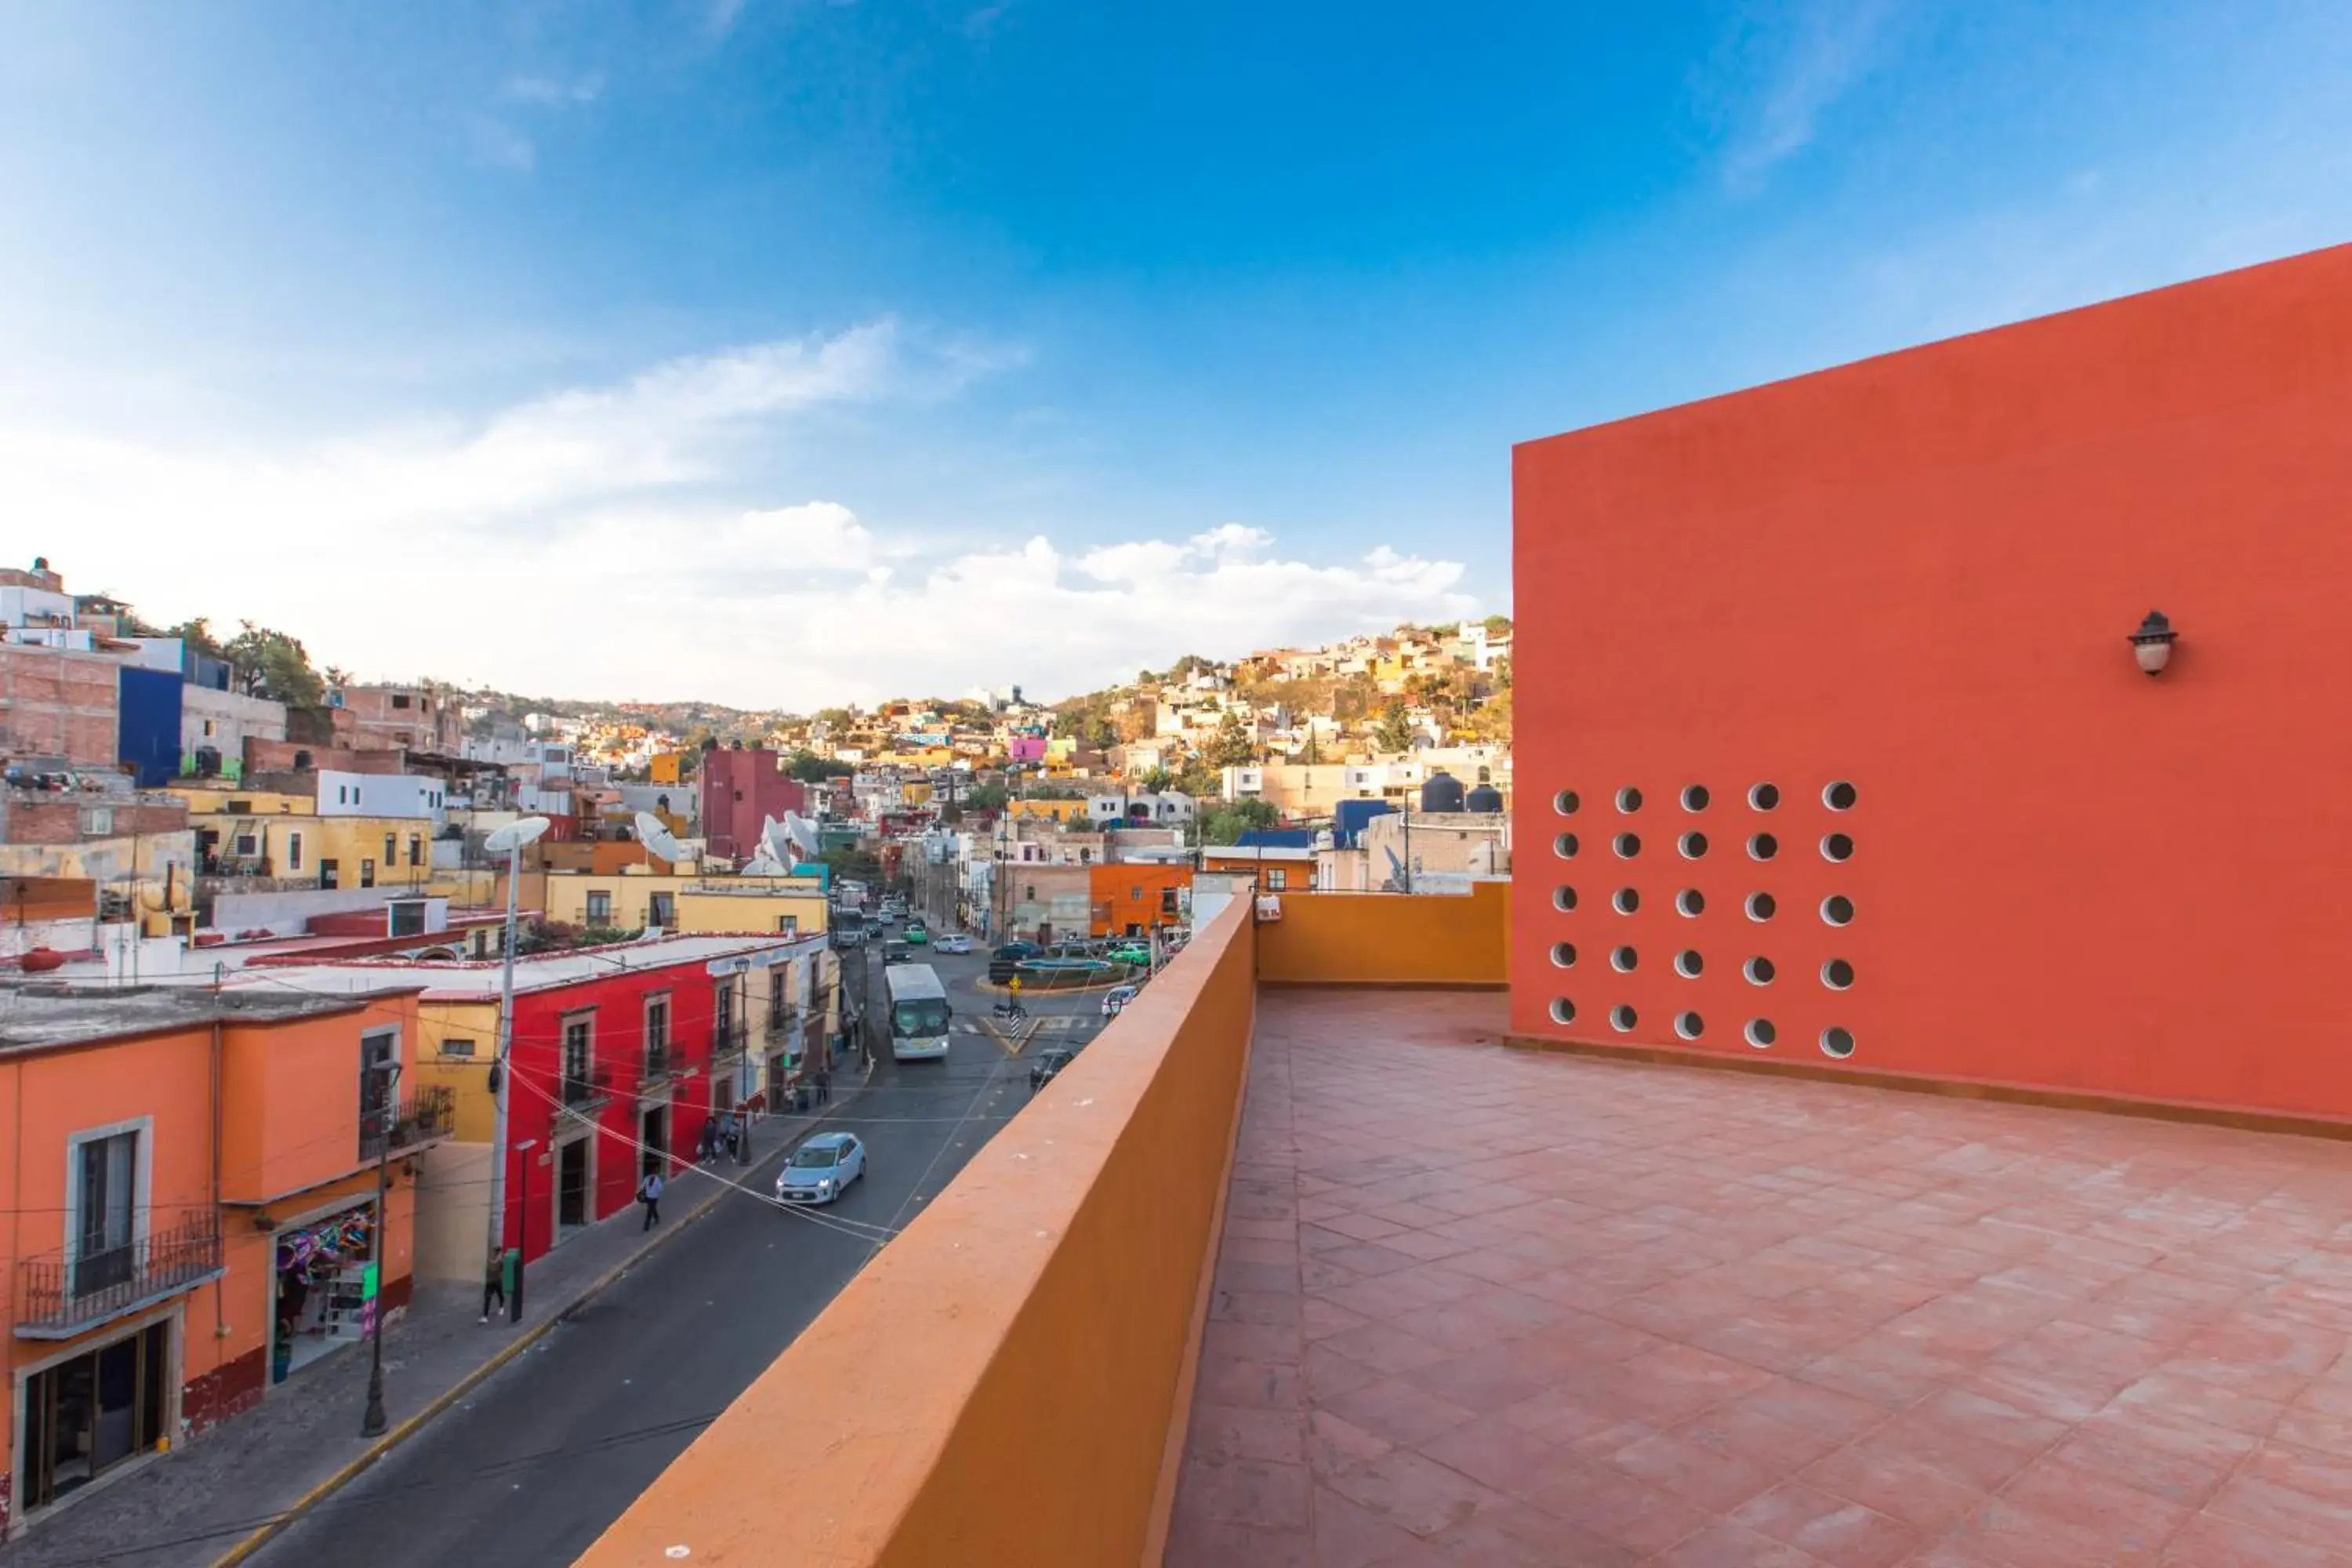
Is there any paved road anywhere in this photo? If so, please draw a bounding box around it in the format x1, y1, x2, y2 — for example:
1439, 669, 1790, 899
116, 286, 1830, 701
248, 938, 1105, 1568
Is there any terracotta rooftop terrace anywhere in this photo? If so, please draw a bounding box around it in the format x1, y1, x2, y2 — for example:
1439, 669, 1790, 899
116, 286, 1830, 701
1169, 989, 2352, 1566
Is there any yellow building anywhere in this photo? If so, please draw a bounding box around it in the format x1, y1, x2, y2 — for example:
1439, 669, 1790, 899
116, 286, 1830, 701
542, 869, 829, 937
186, 808, 437, 894
1007, 798, 1089, 824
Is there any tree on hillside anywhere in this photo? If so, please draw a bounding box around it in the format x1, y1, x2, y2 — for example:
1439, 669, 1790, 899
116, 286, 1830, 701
1206, 710, 1256, 768
965, 782, 1010, 811
786, 749, 854, 783
221, 622, 325, 706
1199, 797, 1279, 845
1483, 613, 1512, 635
1374, 700, 1416, 754
1139, 766, 1174, 794
163, 618, 227, 659
1173, 760, 1221, 799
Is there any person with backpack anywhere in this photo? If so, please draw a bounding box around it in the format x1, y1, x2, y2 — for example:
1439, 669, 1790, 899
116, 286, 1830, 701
638, 1167, 664, 1229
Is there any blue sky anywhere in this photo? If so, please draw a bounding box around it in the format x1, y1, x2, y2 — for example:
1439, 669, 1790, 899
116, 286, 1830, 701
4, 0, 2350, 707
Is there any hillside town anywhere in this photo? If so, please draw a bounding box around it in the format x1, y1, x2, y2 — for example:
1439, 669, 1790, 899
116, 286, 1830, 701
0, 550, 1511, 1548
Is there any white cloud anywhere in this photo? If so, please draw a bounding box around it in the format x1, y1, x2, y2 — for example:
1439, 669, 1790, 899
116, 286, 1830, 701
0, 332, 1475, 709
1702, 0, 1898, 191
502, 73, 604, 107
463, 114, 538, 174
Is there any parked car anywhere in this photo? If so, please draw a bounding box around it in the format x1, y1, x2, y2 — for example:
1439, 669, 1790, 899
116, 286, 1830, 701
1107, 942, 1151, 966
1101, 984, 1140, 1018
1029, 1047, 1076, 1091
935, 934, 973, 954
775, 1132, 866, 1204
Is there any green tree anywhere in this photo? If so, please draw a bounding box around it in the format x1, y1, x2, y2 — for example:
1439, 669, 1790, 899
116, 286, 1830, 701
1374, 700, 1416, 754
1172, 759, 1221, 799
1483, 613, 1512, 635
163, 617, 227, 659
965, 782, 1009, 811
1206, 710, 1257, 768
786, 749, 853, 783
221, 622, 325, 706
1199, 798, 1279, 844
1139, 766, 1174, 794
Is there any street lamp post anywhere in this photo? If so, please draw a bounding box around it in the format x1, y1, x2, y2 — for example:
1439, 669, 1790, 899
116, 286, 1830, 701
361, 1062, 399, 1437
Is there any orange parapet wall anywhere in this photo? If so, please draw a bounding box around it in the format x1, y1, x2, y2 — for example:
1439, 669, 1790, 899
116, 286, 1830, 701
575, 898, 1259, 1568
1512, 241, 2352, 1124
1257, 883, 1509, 987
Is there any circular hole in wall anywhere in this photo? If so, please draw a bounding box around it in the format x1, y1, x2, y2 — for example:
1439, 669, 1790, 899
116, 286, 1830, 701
1821, 833, 1854, 862
1749, 782, 1780, 811
1682, 785, 1711, 811
1820, 1026, 1855, 1058
1823, 782, 1857, 811
1549, 997, 1576, 1025
1744, 956, 1777, 985
1554, 789, 1581, 816
1674, 949, 1704, 978
1679, 832, 1708, 858
1554, 833, 1580, 859
1610, 1004, 1637, 1033
1613, 887, 1640, 915
1613, 832, 1641, 858
1610, 946, 1639, 973
1822, 958, 1855, 990
1616, 787, 1644, 813
1745, 891, 1777, 921
1820, 894, 1854, 926
1553, 886, 1578, 913
1676, 888, 1705, 917
1748, 833, 1779, 861
1675, 1011, 1704, 1040
1745, 1018, 1777, 1049
1550, 942, 1577, 969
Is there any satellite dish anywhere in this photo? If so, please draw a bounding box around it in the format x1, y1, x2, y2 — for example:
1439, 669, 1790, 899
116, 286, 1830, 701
484, 815, 552, 855
634, 811, 684, 863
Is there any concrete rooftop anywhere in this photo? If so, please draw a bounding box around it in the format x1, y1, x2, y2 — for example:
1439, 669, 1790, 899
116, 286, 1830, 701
0, 980, 408, 1052
1168, 989, 2352, 1566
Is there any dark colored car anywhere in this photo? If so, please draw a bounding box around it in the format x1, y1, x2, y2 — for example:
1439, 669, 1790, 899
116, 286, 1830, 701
1029, 1047, 1076, 1091
883, 941, 912, 964
994, 942, 1040, 963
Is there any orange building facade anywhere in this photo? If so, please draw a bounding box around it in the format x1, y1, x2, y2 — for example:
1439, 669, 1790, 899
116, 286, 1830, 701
1087, 863, 1191, 936
1512, 242, 2352, 1123
0, 987, 442, 1537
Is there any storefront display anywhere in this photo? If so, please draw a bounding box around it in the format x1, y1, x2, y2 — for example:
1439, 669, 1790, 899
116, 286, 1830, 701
271, 1202, 376, 1384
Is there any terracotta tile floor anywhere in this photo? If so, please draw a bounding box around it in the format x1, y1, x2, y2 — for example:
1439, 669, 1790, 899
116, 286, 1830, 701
1164, 989, 2352, 1566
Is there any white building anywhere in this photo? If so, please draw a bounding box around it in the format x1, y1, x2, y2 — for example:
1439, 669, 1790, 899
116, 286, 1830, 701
182, 686, 289, 775
1087, 790, 1196, 828
317, 770, 447, 819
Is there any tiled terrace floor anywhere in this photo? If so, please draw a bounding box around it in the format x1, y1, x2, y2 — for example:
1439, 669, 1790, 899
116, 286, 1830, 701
1167, 990, 2352, 1566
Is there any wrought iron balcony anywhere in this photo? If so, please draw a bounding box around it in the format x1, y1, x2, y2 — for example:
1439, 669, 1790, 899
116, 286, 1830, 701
16, 1213, 224, 1339
360, 1085, 457, 1161
561, 1062, 615, 1112
711, 1022, 750, 1065
641, 1043, 675, 1084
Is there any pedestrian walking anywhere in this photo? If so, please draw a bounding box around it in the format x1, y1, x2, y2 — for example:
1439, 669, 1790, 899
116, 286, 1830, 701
638, 1168, 664, 1229
723, 1111, 742, 1161
695, 1120, 719, 1164
479, 1246, 506, 1323
816, 1067, 831, 1103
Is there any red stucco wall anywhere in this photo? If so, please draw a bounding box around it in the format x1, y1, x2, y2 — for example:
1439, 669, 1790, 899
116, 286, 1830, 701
1512, 242, 2352, 1121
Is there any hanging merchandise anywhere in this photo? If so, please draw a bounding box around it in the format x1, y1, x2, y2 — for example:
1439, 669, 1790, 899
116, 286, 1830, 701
272, 1203, 379, 1383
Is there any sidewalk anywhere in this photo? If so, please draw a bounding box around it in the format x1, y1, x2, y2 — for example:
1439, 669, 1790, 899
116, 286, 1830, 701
4, 1084, 867, 1568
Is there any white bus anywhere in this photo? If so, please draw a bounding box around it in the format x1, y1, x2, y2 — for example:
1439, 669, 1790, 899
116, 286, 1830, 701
884, 961, 952, 1062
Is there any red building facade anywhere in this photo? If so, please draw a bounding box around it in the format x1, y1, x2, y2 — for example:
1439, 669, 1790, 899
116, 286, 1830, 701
1512, 243, 2352, 1123
497, 938, 805, 1263
699, 750, 809, 861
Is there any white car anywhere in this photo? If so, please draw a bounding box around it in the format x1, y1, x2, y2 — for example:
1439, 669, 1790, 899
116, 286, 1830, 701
776, 1133, 866, 1204
1101, 984, 1140, 1018
934, 934, 974, 954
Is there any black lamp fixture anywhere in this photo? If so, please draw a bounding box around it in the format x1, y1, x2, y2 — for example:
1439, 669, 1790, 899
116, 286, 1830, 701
2129, 610, 2177, 676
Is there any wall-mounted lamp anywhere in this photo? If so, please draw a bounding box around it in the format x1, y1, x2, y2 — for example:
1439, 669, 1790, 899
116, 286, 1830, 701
2129, 610, 2177, 676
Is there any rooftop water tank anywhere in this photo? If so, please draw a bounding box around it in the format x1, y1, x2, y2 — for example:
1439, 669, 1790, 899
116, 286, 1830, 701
1419, 769, 1465, 813
1465, 782, 1504, 813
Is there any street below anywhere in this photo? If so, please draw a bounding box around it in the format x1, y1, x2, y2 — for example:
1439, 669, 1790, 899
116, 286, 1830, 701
245, 939, 1107, 1568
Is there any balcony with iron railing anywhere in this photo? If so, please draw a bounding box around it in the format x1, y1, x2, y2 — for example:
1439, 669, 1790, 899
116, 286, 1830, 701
358, 1084, 456, 1162
640, 1042, 675, 1086
710, 1020, 750, 1067
16, 1211, 226, 1340
560, 1062, 615, 1112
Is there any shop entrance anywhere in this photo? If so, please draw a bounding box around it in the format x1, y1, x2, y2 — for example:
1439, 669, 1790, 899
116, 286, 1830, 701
639, 1104, 668, 1181
270, 1202, 376, 1384
18, 1319, 171, 1513
556, 1137, 591, 1235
